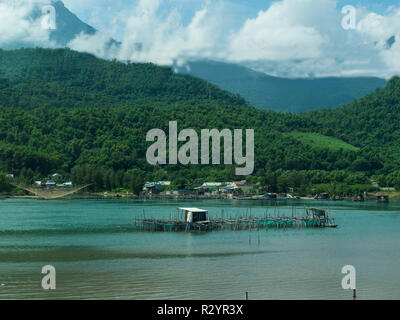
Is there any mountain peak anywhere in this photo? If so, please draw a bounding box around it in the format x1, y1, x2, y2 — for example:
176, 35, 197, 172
47, 0, 96, 46
2, 0, 96, 49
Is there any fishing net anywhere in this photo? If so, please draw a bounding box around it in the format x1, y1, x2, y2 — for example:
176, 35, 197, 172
11, 183, 91, 200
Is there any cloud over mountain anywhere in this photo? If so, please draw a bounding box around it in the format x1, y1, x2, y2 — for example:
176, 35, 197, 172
228, 0, 330, 61
1, 0, 400, 78
0, 0, 53, 48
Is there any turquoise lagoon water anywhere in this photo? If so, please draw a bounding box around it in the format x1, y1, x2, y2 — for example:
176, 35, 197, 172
0, 198, 399, 300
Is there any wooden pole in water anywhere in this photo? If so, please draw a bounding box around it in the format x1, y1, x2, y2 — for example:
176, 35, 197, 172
249, 222, 251, 245
353, 289, 357, 300
245, 291, 248, 300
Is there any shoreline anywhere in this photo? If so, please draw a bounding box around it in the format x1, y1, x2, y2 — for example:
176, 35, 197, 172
0, 192, 398, 202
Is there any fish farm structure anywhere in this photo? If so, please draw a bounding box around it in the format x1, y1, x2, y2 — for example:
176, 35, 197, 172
133, 207, 338, 232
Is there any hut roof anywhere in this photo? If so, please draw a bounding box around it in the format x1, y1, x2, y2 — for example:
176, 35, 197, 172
178, 207, 208, 213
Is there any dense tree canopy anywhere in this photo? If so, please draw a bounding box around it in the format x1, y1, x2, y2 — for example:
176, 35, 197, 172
0, 48, 399, 195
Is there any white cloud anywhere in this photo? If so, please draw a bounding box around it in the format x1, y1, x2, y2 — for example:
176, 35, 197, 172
0, 0, 54, 47
68, 31, 119, 58
227, 0, 333, 61
226, 0, 399, 78
357, 9, 400, 44
2, 0, 400, 79
68, 0, 398, 78
353, 7, 400, 77
68, 0, 227, 66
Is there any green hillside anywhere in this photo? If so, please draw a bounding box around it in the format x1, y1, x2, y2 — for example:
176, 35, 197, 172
0, 48, 399, 195
0, 48, 246, 110
302, 76, 400, 173
283, 132, 359, 152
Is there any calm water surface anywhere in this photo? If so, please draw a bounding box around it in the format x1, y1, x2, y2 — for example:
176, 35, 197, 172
0, 198, 399, 300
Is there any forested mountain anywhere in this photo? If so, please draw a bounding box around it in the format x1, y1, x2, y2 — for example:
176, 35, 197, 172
3, 0, 96, 49
47, 0, 96, 46
303, 76, 400, 173
176, 60, 387, 113
0, 48, 246, 109
0, 48, 398, 194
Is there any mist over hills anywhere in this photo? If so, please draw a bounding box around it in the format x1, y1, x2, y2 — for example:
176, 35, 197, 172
2, 0, 95, 49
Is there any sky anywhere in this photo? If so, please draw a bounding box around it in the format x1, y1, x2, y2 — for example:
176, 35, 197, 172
61, 0, 399, 37
2, 0, 400, 78
62, 0, 398, 30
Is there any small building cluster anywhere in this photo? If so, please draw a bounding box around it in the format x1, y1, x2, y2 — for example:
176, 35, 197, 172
195, 180, 253, 196
142, 180, 257, 198
142, 181, 171, 194
33, 173, 73, 189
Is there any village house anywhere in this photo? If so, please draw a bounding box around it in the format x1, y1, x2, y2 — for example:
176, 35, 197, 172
193, 180, 254, 196
143, 181, 171, 194
63, 182, 73, 188
194, 182, 225, 196
45, 180, 56, 188
52, 173, 63, 180
220, 180, 253, 195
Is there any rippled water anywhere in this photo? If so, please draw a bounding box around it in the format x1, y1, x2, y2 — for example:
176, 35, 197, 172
0, 198, 399, 300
